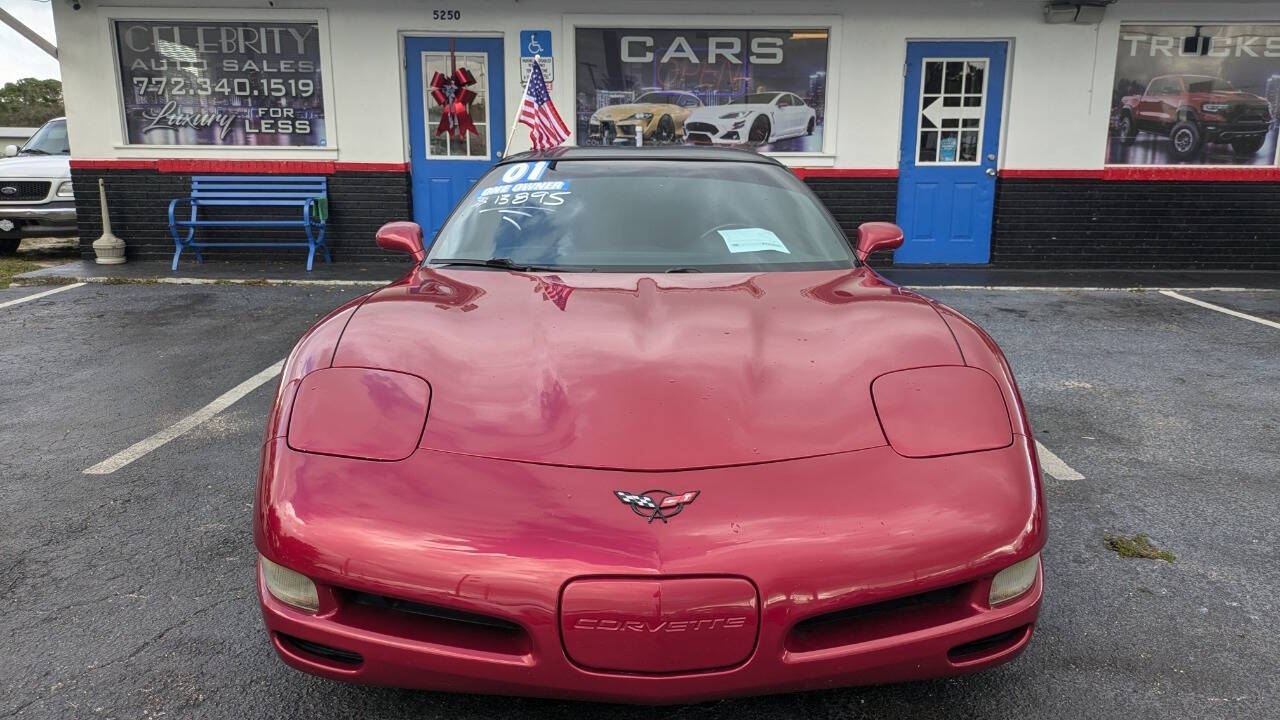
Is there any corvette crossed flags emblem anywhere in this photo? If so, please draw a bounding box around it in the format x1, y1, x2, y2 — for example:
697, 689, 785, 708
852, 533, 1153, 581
614, 490, 700, 524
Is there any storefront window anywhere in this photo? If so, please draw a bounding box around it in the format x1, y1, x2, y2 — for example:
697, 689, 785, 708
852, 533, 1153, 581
113, 20, 328, 146
574, 28, 829, 152
1108, 25, 1280, 166
422, 52, 489, 159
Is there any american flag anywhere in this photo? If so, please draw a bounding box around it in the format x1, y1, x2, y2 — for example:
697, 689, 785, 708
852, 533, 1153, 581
518, 60, 570, 149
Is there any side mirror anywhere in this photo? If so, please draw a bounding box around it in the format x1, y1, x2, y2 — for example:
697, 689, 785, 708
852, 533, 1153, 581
376, 221, 426, 263
854, 222, 904, 263
3, 145, 18, 157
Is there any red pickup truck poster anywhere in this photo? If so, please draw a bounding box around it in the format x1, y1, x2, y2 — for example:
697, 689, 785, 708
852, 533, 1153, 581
1108, 25, 1280, 166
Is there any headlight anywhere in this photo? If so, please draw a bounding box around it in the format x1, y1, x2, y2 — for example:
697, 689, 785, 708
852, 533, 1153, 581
1201, 103, 1230, 114
260, 555, 319, 611
870, 365, 1013, 458
56, 180, 74, 197
719, 110, 750, 119
287, 367, 430, 461
630, 112, 653, 121
989, 553, 1040, 605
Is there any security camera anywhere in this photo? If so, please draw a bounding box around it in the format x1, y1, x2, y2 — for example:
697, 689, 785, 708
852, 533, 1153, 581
66, 0, 82, 10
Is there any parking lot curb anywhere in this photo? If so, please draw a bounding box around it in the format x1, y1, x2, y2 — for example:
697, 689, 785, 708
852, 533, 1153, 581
11, 274, 389, 288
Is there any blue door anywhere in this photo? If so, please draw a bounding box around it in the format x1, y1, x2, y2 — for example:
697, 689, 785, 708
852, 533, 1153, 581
895, 42, 1007, 264
405, 36, 506, 241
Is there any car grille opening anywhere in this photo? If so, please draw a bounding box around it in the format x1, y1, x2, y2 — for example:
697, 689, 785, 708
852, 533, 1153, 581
0, 181, 51, 202
947, 625, 1031, 664
685, 122, 718, 134
340, 589, 531, 657
786, 583, 973, 654
279, 633, 363, 666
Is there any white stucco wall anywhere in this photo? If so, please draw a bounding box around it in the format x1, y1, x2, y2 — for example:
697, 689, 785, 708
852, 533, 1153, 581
49, 0, 1280, 170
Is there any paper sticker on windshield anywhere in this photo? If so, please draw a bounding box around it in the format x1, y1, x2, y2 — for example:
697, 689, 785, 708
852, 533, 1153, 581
719, 228, 791, 254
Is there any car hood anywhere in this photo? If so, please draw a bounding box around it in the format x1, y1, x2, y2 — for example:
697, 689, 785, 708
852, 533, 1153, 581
592, 103, 677, 121
332, 267, 963, 471
0, 154, 70, 178
688, 105, 765, 122
1194, 90, 1269, 105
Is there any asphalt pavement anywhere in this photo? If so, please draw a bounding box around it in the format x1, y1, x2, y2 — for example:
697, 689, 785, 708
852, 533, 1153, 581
0, 280, 1277, 719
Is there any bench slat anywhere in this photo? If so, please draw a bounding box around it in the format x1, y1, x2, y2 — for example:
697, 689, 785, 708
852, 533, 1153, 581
192, 180, 330, 189
189, 194, 320, 199
174, 220, 314, 226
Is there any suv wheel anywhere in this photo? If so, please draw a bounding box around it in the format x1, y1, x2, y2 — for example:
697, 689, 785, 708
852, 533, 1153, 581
1169, 120, 1202, 161
1231, 136, 1266, 156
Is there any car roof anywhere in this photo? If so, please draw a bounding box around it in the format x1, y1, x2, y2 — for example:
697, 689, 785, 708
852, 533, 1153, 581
497, 146, 785, 166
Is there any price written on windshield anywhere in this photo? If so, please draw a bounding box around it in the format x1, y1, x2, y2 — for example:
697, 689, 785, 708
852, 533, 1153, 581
130, 76, 316, 98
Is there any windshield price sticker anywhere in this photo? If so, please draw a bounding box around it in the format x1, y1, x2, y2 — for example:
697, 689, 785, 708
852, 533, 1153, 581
719, 227, 791, 254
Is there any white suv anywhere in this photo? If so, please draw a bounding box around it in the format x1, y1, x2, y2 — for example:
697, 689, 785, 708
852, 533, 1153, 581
0, 117, 75, 255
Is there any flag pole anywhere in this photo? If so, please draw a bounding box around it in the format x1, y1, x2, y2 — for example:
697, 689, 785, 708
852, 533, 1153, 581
499, 54, 536, 158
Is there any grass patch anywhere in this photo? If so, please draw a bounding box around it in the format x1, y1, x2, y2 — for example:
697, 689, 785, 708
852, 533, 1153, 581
0, 257, 44, 288
1105, 533, 1176, 562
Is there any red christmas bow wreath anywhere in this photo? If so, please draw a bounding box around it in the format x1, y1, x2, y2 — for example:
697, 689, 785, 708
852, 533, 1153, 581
430, 67, 478, 140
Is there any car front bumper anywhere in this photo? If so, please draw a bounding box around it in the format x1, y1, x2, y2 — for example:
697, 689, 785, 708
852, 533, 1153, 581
0, 201, 77, 235
588, 118, 656, 144
256, 437, 1046, 704
683, 120, 748, 145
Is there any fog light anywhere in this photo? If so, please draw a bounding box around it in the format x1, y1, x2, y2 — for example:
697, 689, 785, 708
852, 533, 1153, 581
989, 553, 1039, 605
260, 555, 319, 611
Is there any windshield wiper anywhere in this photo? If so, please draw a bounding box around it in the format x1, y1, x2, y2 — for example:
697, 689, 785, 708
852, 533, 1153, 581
429, 257, 563, 272
19, 148, 49, 155
664, 267, 702, 273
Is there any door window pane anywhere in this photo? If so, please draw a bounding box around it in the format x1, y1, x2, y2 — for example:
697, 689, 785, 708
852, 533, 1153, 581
422, 51, 490, 159
917, 57, 987, 164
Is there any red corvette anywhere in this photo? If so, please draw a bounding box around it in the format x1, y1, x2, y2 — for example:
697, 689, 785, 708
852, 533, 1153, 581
255, 147, 1045, 704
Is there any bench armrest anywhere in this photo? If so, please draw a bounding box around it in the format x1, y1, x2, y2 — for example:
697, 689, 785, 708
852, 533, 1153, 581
167, 196, 195, 228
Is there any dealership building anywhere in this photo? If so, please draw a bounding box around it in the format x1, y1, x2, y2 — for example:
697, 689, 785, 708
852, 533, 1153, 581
44, 0, 1280, 269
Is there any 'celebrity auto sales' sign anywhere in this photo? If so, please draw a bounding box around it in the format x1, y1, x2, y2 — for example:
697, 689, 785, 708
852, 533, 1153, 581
574, 28, 829, 152
113, 20, 327, 146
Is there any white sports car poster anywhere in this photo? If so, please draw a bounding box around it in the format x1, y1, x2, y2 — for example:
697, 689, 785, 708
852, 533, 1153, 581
574, 28, 828, 152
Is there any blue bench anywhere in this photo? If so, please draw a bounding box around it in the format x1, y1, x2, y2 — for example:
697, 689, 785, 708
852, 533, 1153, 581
167, 175, 330, 271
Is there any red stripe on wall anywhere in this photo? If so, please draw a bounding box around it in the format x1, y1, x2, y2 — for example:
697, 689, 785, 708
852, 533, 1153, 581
999, 169, 1105, 179
1101, 166, 1280, 182
1002, 167, 1280, 181
69, 159, 409, 174
67, 159, 1280, 182
792, 168, 899, 179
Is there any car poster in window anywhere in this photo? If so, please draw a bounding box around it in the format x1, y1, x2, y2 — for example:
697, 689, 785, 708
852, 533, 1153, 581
1108, 25, 1280, 165
574, 28, 828, 152
114, 20, 327, 146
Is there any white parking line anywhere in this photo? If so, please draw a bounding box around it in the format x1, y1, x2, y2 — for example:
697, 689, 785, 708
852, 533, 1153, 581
1036, 441, 1084, 481
1159, 290, 1280, 330
83, 359, 284, 475
0, 282, 85, 309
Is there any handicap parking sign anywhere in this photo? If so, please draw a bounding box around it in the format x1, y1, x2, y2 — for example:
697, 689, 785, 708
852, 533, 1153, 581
520, 30, 551, 58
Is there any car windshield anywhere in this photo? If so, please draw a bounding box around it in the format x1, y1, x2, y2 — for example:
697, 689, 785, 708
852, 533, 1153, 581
428, 159, 855, 273
729, 93, 779, 105
636, 93, 674, 104
20, 119, 70, 155
1186, 78, 1236, 93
